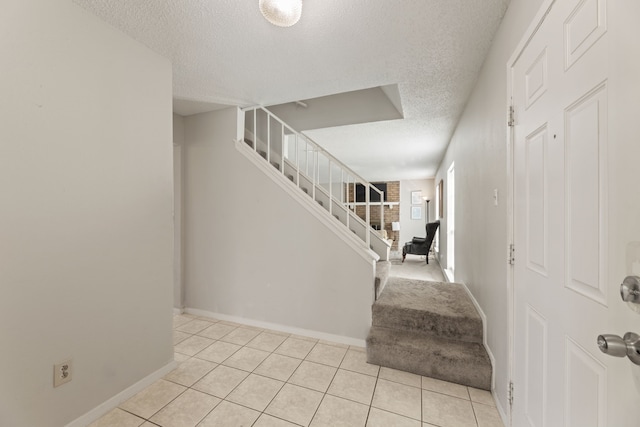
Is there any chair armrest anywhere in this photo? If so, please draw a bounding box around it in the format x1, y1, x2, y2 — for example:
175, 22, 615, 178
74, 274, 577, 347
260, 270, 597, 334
411, 237, 427, 244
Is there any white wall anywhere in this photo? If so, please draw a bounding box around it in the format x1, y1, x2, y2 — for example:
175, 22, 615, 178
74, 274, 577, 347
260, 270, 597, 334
0, 2, 174, 426
399, 179, 435, 250
173, 113, 186, 146
435, 0, 543, 414
183, 108, 375, 341
173, 114, 185, 309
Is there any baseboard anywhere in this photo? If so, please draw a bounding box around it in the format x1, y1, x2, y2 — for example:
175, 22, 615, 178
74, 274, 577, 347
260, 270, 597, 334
173, 307, 184, 315
458, 281, 496, 391
440, 262, 451, 282
185, 307, 367, 348
435, 273, 507, 420
494, 392, 510, 427
65, 360, 177, 427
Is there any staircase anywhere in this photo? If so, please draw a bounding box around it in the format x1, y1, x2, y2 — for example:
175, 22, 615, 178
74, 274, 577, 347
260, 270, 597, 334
374, 260, 391, 300
238, 106, 391, 261
366, 277, 492, 390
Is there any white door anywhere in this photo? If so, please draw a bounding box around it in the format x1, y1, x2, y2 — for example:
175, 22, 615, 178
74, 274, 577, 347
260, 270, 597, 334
511, 1, 640, 426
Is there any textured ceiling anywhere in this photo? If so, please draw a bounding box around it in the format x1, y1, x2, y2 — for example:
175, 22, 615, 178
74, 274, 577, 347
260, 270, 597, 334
74, 0, 510, 181
267, 86, 403, 132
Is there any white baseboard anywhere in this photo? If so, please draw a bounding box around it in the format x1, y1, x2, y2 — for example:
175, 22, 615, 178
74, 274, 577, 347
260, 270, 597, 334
458, 284, 509, 422
66, 360, 177, 427
458, 281, 496, 391
443, 268, 455, 282
460, 283, 510, 424
429, 271, 508, 422
173, 307, 184, 315
439, 262, 449, 282
494, 392, 510, 427
185, 307, 367, 348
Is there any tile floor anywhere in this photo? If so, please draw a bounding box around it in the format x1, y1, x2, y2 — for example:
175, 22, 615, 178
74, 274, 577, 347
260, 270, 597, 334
90, 313, 504, 427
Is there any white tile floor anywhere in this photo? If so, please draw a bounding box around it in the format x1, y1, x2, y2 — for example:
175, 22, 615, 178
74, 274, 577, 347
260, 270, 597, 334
90, 313, 504, 427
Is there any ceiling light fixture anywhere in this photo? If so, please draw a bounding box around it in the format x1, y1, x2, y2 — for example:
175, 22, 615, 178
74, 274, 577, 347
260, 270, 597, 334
259, 0, 302, 27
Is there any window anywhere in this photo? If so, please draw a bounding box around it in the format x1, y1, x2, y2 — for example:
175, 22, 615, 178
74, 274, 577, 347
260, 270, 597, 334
447, 163, 455, 275
355, 183, 388, 202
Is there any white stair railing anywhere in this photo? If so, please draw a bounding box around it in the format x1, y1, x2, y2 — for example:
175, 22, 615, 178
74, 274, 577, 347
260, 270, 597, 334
241, 106, 388, 255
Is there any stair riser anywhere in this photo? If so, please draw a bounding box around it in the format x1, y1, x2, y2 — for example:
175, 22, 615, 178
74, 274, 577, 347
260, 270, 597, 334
372, 305, 483, 343
367, 327, 491, 390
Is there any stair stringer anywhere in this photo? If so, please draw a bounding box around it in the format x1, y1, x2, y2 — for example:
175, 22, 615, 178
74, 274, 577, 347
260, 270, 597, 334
458, 279, 496, 390
235, 138, 380, 265
286, 160, 391, 261
242, 110, 391, 261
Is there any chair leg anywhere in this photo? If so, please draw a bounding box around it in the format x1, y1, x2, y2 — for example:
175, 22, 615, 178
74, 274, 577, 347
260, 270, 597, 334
402, 248, 406, 262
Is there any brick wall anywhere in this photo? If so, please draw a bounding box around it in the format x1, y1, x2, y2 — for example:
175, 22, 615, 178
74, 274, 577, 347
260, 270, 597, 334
347, 181, 401, 250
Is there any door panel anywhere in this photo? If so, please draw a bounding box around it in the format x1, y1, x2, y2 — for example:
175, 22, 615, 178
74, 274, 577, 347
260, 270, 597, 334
524, 305, 547, 427
564, 0, 607, 69
565, 83, 608, 305
525, 49, 548, 109
565, 338, 606, 427
525, 124, 549, 276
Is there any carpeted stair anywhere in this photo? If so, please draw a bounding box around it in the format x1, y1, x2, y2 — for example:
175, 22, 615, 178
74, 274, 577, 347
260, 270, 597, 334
374, 261, 391, 300
366, 277, 492, 390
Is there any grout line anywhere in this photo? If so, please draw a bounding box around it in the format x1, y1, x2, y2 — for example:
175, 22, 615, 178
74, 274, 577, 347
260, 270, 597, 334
307, 344, 348, 427
363, 367, 380, 426
133, 383, 188, 425
189, 393, 222, 427
115, 407, 148, 423
420, 379, 423, 425
471, 399, 481, 427
422, 386, 473, 402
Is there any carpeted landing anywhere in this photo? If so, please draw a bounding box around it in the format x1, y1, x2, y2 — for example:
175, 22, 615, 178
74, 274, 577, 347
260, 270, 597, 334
366, 277, 492, 390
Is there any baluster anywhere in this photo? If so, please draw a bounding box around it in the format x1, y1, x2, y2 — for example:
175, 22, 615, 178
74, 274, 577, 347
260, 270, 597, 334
280, 123, 284, 174
253, 109, 257, 152
380, 191, 384, 238
295, 133, 300, 187
365, 182, 370, 247
312, 149, 317, 201
328, 159, 332, 216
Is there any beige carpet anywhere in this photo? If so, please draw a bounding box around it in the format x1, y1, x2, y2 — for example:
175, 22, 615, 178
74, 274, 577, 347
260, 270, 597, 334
389, 254, 445, 282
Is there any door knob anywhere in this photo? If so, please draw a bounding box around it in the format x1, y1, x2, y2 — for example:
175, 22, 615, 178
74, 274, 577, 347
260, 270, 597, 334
620, 276, 640, 303
597, 332, 640, 365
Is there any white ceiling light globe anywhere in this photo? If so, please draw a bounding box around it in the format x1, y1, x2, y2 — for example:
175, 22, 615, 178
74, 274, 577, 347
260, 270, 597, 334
259, 0, 302, 27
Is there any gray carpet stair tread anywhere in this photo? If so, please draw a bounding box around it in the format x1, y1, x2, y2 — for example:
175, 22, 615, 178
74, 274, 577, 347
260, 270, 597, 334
367, 326, 491, 390
373, 277, 483, 343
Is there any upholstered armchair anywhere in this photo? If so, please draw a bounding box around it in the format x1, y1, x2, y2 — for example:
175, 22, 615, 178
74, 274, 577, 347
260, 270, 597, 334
402, 220, 440, 263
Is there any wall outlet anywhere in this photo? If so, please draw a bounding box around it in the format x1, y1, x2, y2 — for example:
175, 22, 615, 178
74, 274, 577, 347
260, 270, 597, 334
53, 359, 72, 388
